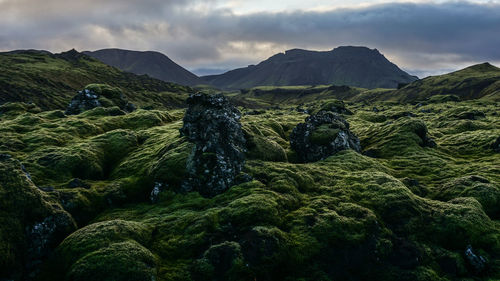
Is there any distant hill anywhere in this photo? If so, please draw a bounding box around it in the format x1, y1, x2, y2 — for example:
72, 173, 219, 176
202, 46, 418, 89
392, 62, 500, 102
0, 49, 192, 110
83, 49, 205, 86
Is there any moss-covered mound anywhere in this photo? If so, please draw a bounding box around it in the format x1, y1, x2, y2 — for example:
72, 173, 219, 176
434, 176, 500, 219
0, 95, 499, 280
65, 84, 137, 115
0, 50, 192, 110
41, 219, 156, 281
0, 154, 76, 280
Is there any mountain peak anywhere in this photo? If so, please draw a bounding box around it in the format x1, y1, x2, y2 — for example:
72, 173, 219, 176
203, 46, 416, 89
83, 49, 204, 86
464, 62, 499, 72
56, 49, 87, 62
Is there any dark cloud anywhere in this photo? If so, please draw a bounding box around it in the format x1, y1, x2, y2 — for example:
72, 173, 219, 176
1, 0, 499, 74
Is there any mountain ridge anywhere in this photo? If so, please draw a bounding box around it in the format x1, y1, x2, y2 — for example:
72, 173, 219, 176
202, 46, 418, 89
0, 49, 192, 110
83, 48, 205, 86
391, 62, 500, 101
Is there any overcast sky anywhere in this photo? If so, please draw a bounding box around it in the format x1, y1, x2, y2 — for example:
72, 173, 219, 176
1, 0, 499, 77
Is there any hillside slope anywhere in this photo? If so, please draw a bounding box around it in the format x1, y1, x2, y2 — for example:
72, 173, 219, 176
0, 50, 192, 110
84, 49, 205, 86
392, 63, 500, 102
203, 46, 417, 89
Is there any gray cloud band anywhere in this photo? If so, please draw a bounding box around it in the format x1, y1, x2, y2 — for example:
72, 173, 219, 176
1, 1, 499, 73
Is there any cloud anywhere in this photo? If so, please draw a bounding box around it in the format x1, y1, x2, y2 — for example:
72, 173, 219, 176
1, 0, 499, 75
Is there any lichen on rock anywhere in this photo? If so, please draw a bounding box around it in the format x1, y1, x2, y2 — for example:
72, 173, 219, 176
65, 84, 136, 115
0, 154, 76, 280
290, 111, 361, 162
179, 93, 246, 197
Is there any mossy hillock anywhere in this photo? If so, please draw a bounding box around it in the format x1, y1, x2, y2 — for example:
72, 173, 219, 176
0, 87, 499, 280
290, 111, 361, 162
392, 63, 500, 102
0, 50, 193, 111
0, 154, 76, 280
65, 84, 136, 115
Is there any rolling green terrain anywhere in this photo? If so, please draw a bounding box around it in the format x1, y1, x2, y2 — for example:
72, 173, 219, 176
387, 63, 500, 103
1, 94, 499, 280
230, 63, 500, 107
0, 52, 499, 281
0, 50, 192, 110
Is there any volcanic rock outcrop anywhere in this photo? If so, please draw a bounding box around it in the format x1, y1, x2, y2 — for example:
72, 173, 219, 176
290, 111, 361, 162
180, 93, 246, 197
0, 154, 76, 280
65, 84, 136, 115
491, 136, 500, 153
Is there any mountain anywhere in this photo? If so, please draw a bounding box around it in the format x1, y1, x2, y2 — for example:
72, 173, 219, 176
202, 46, 418, 89
392, 62, 500, 102
0, 49, 191, 110
83, 48, 205, 86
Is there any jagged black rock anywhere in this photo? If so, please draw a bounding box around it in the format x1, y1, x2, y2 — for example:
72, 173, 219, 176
290, 111, 361, 162
180, 93, 246, 197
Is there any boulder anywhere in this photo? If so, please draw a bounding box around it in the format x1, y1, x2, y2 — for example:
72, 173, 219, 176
412, 121, 437, 148
65, 84, 136, 115
0, 154, 76, 279
456, 110, 486, 120
491, 136, 500, 153
180, 93, 246, 198
192, 241, 244, 281
290, 111, 361, 162
464, 245, 488, 274
149, 182, 165, 204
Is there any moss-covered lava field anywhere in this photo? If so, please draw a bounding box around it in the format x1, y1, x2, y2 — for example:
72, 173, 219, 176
1, 91, 499, 280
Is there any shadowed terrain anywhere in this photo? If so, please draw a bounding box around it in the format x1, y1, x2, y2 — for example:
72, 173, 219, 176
203, 46, 418, 89
84, 49, 205, 87
0, 50, 499, 281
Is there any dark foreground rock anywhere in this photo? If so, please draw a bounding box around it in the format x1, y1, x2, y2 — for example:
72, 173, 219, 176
290, 111, 361, 162
413, 121, 437, 148
150, 182, 165, 203
0, 154, 76, 280
180, 93, 246, 198
456, 110, 486, 120
192, 241, 244, 281
465, 245, 488, 274
491, 136, 500, 153
65, 84, 136, 115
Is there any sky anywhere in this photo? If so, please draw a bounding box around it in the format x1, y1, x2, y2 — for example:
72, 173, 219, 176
1, 0, 500, 77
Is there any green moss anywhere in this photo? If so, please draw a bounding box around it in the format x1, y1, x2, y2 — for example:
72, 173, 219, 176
1, 93, 499, 281
0, 155, 76, 280
427, 94, 460, 103
55, 219, 151, 265
434, 176, 500, 218
309, 124, 340, 145
245, 133, 287, 162
0, 102, 41, 118
0, 51, 192, 111
66, 241, 156, 281
358, 112, 387, 123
